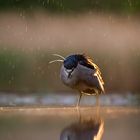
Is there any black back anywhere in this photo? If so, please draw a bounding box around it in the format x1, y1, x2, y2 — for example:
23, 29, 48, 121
64, 54, 95, 70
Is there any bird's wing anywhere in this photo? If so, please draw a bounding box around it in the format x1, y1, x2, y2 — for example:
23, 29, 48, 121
87, 56, 104, 81
77, 54, 104, 93
87, 57, 105, 93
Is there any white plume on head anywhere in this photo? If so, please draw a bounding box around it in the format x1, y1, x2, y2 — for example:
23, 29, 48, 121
52, 54, 65, 60
49, 54, 65, 64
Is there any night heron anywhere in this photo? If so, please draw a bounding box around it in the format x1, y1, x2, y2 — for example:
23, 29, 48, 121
49, 54, 105, 107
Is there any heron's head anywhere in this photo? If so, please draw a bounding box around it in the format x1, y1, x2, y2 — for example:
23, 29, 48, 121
64, 55, 79, 70
49, 53, 87, 70
64, 54, 89, 70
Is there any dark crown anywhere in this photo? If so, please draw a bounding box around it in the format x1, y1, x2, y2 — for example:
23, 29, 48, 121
64, 54, 95, 70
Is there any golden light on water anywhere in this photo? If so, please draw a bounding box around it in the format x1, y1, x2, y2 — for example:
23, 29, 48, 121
94, 119, 104, 140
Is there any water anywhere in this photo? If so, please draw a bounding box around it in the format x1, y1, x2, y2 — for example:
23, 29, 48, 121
0, 107, 139, 140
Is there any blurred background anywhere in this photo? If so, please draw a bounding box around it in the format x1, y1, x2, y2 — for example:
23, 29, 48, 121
0, 0, 140, 106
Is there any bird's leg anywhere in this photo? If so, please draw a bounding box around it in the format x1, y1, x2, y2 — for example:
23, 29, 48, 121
76, 91, 82, 108
76, 92, 82, 117
96, 94, 100, 106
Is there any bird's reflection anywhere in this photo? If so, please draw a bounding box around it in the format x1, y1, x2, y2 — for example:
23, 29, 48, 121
60, 112, 104, 140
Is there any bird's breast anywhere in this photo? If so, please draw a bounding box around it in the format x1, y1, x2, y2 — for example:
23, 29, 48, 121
60, 65, 92, 91
60, 66, 79, 88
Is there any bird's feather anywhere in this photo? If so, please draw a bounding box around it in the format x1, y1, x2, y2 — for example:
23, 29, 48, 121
88, 59, 105, 93
78, 54, 105, 93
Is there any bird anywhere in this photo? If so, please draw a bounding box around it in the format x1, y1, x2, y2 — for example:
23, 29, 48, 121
49, 53, 105, 107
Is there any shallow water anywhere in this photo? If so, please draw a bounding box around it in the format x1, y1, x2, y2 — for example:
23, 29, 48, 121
0, 107, 139, 140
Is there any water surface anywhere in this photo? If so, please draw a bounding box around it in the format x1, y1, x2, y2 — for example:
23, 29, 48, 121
0, 107, 139, 140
